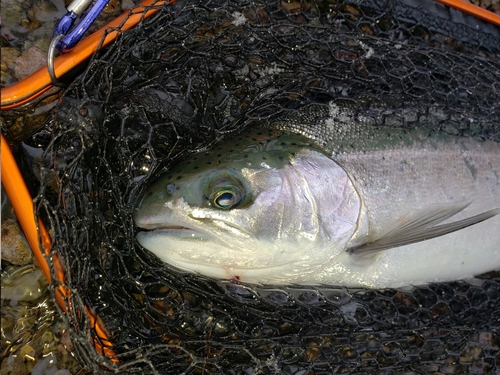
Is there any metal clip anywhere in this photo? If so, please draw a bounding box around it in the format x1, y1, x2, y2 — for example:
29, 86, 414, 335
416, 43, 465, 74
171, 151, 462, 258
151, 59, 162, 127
48, 0, 110, 85
52, 0, 111, 53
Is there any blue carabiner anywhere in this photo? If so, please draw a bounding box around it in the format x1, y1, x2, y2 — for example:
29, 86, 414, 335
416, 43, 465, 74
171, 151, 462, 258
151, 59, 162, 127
53, 0, 111, 53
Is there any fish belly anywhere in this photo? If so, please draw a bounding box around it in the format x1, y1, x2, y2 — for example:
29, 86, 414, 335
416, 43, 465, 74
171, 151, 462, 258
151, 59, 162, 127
329, 215, 500, 288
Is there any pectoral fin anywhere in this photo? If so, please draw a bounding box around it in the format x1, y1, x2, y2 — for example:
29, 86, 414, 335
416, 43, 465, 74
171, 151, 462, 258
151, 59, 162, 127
347, 204, 500, 255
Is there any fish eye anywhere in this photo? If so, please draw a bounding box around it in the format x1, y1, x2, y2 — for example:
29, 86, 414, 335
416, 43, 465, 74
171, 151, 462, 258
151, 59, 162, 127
211, 189, 242, 209
204, 170, 251, 210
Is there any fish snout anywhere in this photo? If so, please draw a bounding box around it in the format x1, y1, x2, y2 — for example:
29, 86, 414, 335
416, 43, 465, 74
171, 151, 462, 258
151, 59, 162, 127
134, 207, 200, 234
133, 208, 171, 230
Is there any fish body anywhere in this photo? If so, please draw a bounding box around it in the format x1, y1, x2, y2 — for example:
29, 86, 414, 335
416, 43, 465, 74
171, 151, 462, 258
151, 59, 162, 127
135, 108, 500, 288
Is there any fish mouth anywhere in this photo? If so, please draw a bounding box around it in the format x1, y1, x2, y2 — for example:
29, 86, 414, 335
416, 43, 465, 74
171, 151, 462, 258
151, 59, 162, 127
137, 225, 210, 242
134, 213, 210, 238
136, 223, 209, 240
158, 225, 191, 231
136, 214, 196, 230
135, 215, 254, 247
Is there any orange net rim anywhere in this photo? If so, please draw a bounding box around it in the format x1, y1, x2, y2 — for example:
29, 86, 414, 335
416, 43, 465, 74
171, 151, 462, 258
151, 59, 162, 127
0, 0, 498, 363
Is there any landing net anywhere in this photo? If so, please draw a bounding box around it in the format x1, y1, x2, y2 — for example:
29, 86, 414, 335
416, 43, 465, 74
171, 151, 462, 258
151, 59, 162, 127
15, 0, 500, 373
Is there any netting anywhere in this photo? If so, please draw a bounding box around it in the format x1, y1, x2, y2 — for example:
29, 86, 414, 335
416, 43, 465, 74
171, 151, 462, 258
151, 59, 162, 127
11, 0, 500, 373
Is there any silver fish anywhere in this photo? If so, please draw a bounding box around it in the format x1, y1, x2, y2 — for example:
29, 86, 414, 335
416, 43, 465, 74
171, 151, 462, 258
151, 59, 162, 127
134, 103, 500, 288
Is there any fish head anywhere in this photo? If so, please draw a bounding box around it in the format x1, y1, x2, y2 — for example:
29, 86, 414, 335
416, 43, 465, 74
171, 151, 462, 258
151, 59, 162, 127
134, 130, 361, 283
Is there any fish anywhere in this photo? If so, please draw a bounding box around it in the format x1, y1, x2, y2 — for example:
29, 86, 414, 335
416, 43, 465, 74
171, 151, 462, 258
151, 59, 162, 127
134, 103, 500, 288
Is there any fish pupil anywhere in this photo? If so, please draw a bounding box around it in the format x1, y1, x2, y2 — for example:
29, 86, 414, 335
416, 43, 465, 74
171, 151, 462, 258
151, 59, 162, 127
215, 191, 237, 208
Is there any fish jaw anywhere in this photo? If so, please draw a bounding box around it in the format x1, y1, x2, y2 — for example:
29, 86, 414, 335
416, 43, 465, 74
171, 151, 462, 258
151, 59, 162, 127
136, 226, 283, 275
135, 211, 213, 254
135, 228, 340, 283
135, 232, 331, 282
136, 229, 227, 277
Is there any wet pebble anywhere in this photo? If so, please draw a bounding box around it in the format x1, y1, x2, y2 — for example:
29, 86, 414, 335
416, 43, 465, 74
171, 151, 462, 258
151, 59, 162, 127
121, 0, 135, 10
0, 69, 16, 87
1, 267, 81, 373
41, 331, 54, 345
1, 266, 46, 302
0, 47, 21, 86
103, 0, 121, 14
28, 36, 53, 53
21, 11, 42, 31
1, 219, 32, 266
29, 0, 59, 23
14, 46, 47, 80
30, 353, 60, 375
0, 355, 28, 375
0, 0, 25, 28
20, 344, 36, 361
1, 47, 21, 71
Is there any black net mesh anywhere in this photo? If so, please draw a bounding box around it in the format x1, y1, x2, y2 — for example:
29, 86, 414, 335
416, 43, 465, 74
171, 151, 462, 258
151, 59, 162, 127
13, 0, 500, 373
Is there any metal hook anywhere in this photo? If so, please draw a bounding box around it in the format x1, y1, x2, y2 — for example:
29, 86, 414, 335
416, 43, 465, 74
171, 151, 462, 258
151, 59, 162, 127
47, 34, 66, 87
